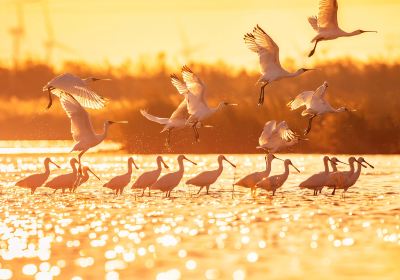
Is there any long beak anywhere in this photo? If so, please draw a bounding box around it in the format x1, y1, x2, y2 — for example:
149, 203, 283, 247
363, 160, 374, 169
93, 78, 112, 81
224, 158, 236, 168
304, 68, 316, 72
337, 159, 349, 165
228, 103, 238, 106
88, 168, 101, 180
111, 121, 128, 124
273, 155, 284, 161
203, 125, 214, 128
132, 161, 139, 169
362, 31, 377, 33
162, 159, 169, 169
355, 159, 367, 168
184, 156, 197, 165
50, 160, 61, 168
291, 163, 301, 173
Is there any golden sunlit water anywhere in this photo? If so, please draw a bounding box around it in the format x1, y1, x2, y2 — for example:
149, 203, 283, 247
0, 146, 399, 279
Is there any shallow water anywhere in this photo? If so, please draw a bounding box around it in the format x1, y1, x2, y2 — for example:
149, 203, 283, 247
0, 153, 399, 280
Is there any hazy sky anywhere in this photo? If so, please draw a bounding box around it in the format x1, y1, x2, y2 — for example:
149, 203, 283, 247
0, 0, 399, 69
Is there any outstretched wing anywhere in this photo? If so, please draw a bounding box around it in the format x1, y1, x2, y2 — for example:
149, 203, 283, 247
45, 73, 107, 109
170, 74, 190, 95
169, 100, 189, 121
308, 16, 319, 31
317, 0, 339, 30
244, 25, 281, 75
275, 121, 297, 142
287, 91, 314, 110
181, 66, 208, 115
140, 110, 169, 125
258, 120, 277, 146
59, 93, 96, 142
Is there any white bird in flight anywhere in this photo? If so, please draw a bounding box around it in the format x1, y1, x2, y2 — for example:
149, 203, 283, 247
173, 66, 237, 142
186, 155, 236, 195
244, 25, 314, 105
308, 0, 377, 57
257, 120, 300, 153
59, 93, 127, 173
43, 73, 110, 110
287, 81, 351, 135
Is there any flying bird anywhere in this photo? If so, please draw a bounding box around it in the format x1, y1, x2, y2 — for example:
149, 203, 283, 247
151, 155, 196, 198
287, 82, 351, 135
234, 153, 282, 197
15, 158, 60, 194
186, 155, 236, 195
308, 0, 377, 57
43, 73, 110, 110
257, 120, 300, 153
256, 159, 300, 196
131, 156, 169, 196
45, 158, 79, 194
244, 25, 314, 105
173, 66, 237, 142
103, 157, 139, 195
72, 165, 100, 192
59, 93, 127, 173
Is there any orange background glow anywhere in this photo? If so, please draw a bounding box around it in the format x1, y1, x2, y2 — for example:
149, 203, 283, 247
0, 0, 399, 69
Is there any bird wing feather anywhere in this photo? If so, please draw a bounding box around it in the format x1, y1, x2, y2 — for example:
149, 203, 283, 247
244, 25, 281, 75
181, 66, 208, 115
287, 91, 314, 110
140, 110, 169, 125
317, 0, 339, 30
258, 120, 277, 146
59, 93, 96, 143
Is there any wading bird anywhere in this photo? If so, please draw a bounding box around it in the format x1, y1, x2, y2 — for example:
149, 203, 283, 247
308, 0, 377, 57
131, 156, 169, 196
330, 157, 373, 197
59, 93, 127, 173
244, 25, 313, 105
299, 156, 333, 195
173, 66, 237, 142
72, 166, 100, 192
323, 157, 348, 192
287, 81, 350, 135
186, 155, 236, 195
43, 73, 110, 110
234, 153, 282, 197
45, 158, 79, 194
256, 159, 300, 196
103, 157, 139, 195
15, 158, 60, 194
151, 155, 196, 198
257, 120, 300, 153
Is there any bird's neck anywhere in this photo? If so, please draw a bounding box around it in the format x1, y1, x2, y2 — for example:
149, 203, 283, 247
330, 162, 338, 172
264, 159, 272, 175
71, 162, 78, 173
353, 162, 363, 177
288, 69, 304, 78
127, 161, 134, 175
281, 163, 291, 180
344, 30, 360, 37
44, 162, 51, 175
349, 161, 356, 173
98, 122, 110, 141
323, 158, 330, 173
156, 160, 163, 170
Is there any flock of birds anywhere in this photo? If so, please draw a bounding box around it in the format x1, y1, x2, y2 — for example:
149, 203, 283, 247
14, 0, 376, 198
15, 153, 373, 198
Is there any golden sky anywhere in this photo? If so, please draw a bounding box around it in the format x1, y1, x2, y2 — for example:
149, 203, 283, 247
0, 0, 399, 69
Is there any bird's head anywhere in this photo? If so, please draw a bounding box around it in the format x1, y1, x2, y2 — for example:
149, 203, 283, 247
267, 153, 283, 162
219, 101, 238, 109
285, 159, 300, 173
219, 155, 236, 168
299, 68, 315, 73
85, 166, 101, 180
128, 157, 139, 169
357, 157, 374, 169
44, 157, 61, 168
178, 155, 197, 165
157, 156, 169, 169
106, 120, 128, 126
330, 157, 349, 166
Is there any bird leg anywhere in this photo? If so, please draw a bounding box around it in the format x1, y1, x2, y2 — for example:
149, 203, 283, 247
196, 187, 203, 195
258, 83, 268, 105
53, 189, 57, 194
272, 190, 276, 196
166, 130, 171, 146
304, 114, 317, 135
78, 151, 85, 176
332, 187, 336, 195
192, 123, 200, 142
141, 188, 145, 197
308, 39, 320, 57
46, 87, 55, 109
206, 185, 210, 195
